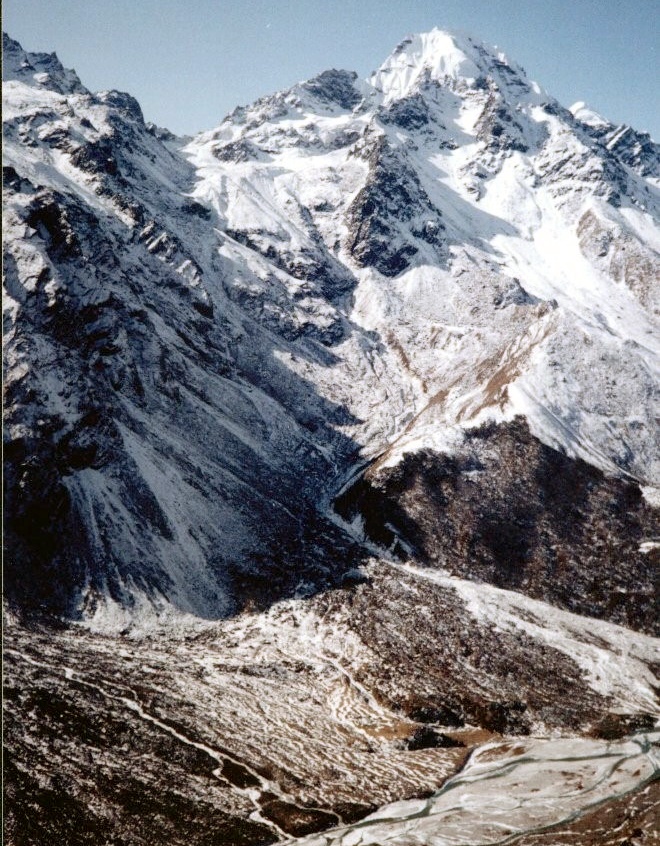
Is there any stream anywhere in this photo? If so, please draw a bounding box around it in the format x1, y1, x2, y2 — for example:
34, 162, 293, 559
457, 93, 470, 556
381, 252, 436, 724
284, 731, 659, 845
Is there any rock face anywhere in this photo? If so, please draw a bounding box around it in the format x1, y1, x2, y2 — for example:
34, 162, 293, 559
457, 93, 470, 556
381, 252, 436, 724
3, 27, 659, 846
3, 32, 364, 620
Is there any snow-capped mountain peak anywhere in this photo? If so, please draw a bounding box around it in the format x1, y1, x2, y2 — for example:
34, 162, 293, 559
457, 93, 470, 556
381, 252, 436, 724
369, 28, 536, 105
2, 32, 87, 95
3, 30, 659, 630
4, 33, 659, 842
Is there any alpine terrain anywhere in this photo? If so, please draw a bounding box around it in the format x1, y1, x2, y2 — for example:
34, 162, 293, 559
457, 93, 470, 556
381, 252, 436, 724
3, 28, 659, 845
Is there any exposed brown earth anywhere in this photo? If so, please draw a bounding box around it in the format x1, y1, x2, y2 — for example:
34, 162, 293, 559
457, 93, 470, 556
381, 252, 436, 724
514, 776, 660, 846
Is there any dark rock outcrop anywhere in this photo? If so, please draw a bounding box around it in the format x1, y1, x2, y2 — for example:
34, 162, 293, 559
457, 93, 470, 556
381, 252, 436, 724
346, 135, 445, 276
336, 418, 659, 634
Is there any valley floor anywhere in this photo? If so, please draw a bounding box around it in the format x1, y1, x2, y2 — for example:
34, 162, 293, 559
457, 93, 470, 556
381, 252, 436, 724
4, 558, 658, 845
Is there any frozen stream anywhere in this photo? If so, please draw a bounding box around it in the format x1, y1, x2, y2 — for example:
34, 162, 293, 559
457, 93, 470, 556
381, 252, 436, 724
286, 732, 659, 845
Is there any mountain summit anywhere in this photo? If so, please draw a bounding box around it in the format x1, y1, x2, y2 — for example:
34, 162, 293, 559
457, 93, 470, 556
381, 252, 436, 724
370, 28, 533, 102
2, 32, 87, 95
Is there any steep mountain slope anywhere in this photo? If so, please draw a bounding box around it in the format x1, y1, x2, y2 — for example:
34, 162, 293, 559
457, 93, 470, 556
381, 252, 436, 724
3, 33, 365, 621
3, 28, 659, 846
4, 29, 659, 623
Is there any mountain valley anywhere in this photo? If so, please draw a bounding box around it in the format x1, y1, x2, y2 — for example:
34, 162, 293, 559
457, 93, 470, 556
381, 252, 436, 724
3, 28, 659, 844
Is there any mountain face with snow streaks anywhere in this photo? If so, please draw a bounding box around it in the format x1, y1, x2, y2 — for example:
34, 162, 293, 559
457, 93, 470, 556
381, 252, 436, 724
3, 28, 659, 846
4, 29, 658, 623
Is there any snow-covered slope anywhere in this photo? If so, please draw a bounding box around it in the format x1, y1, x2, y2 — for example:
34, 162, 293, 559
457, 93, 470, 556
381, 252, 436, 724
186, 27, 659, 484
3, 34, 364, 620
3, 29, 659, 625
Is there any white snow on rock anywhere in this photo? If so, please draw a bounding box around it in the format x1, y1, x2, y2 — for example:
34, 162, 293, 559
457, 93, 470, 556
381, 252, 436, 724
3, 31, 660, 845
180, 28, 659, 486
3, 28, 659, 622
570, 100, 610, 129
288, 731, 660, 845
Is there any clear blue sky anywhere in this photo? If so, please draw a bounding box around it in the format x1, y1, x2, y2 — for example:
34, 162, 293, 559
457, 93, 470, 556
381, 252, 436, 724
4, 0, 659, 139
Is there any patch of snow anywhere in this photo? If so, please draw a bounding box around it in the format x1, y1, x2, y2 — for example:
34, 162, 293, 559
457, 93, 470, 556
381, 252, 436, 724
394, 561, 659, 715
